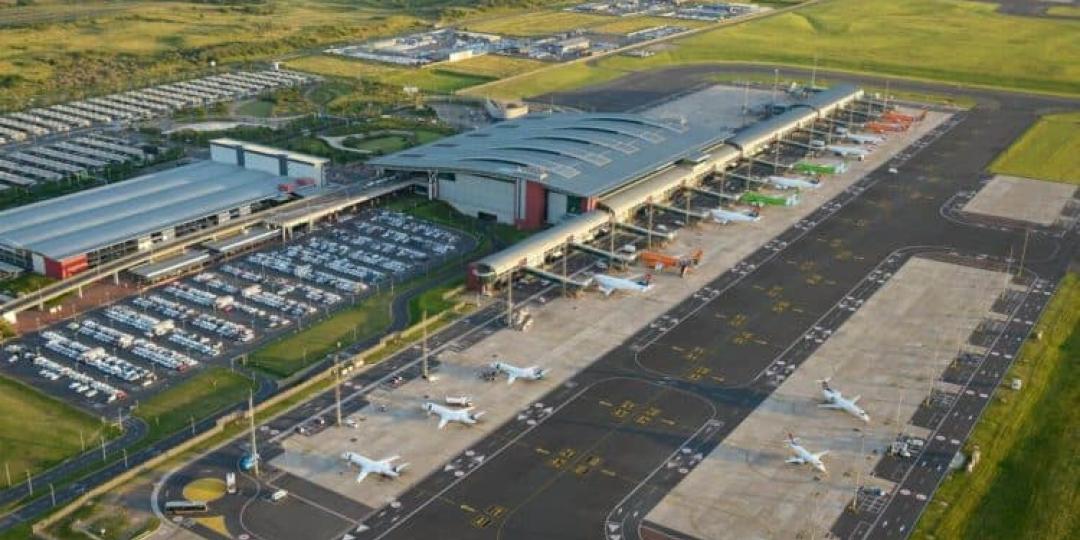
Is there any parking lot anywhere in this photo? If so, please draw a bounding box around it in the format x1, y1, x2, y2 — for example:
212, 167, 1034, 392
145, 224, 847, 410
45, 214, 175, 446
0, 209, 470, 413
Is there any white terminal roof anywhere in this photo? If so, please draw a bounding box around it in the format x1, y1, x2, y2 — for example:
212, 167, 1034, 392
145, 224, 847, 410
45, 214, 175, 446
369, 113, 733, 198
0, 161, 292, 260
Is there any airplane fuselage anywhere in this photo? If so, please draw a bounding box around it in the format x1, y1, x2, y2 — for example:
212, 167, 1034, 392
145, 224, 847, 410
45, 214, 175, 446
767, 175, 819, 190
424, 402, 482, 428
491, 361, 546, 384
592, 273, 652, 296
710, 208, 761, 224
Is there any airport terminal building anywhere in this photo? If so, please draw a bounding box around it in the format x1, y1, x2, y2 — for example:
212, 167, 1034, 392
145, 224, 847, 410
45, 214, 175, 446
0, 141, 327, 278
369, 113, 734, 230
370, 84, 865, 289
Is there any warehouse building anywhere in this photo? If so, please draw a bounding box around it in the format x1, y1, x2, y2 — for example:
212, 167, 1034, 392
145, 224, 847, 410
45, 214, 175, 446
0, 142, 327, 278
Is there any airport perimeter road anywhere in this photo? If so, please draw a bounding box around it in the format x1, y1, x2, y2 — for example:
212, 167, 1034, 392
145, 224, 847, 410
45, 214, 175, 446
363, 84, 1076, 539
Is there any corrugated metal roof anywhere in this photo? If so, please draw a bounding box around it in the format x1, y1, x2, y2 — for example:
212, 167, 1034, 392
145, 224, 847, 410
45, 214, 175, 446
370, 113, 733, 197
0, 161, 290, 259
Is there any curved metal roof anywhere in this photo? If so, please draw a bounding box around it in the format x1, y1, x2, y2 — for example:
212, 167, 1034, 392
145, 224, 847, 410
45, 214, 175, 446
370, 113, 732, 197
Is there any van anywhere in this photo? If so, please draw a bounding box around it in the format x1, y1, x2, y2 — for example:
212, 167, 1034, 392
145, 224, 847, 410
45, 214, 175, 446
269, 489, 288, 503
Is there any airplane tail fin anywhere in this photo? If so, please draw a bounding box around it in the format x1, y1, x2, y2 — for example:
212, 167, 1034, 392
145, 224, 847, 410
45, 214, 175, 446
851, 395, 861, 403
472, 411, 486, 421
393, 463, 409, 474
437, 418, 449, 430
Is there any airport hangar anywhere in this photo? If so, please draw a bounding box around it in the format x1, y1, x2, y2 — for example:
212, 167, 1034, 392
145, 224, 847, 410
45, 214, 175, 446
0, 139, 328, 279
369, 84, 864, 290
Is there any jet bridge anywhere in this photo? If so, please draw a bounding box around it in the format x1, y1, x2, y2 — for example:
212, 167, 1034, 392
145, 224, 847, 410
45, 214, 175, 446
688, 185, 740, 201
521, 266, 590, 289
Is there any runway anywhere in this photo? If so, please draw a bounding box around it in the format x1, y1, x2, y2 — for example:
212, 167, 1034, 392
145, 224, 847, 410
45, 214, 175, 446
157, 66, 1077, 540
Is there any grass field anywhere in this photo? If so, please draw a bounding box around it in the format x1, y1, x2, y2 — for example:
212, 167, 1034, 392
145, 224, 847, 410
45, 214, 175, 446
462, 10, 608, 36
990, 112, 1080, 184
408, 279, 464, 324
0, 375, 114, 480
439, 55, 547, 80
0, 0, 428, 110
249, 293, 394, 377
473, 0, 1080, 100
236, 99, 275, 118
136, 367, 255, 441
913, 273, 1080, 540
1047, 5, 1080, 18
346, 135, 411, 154
285, 55, 493, 93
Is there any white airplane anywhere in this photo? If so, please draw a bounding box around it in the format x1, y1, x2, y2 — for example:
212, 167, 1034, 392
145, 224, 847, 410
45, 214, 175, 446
423, 402, 485, 429
767, 175, 820, 190
826, 144, 869, 161
710, 207, 761, 224
785, 434, 829, 474
818, 379, 870, 423
591, 273, 653, 296
490, 361, 547, 384
844, 132, 884, 145
341, 451, 408, 483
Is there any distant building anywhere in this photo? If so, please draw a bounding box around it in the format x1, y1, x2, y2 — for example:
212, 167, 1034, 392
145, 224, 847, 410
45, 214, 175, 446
552, 36, 591, 56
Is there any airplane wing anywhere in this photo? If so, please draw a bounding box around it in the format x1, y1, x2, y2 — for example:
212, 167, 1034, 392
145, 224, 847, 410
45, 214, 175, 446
437, 417, 449, 430
818, 403, 844, 409
850, 395, 861, 403
814, 450, 829, 459
384, 455, 401, 463
356, 470, 369, 483
785, 457, 805, 464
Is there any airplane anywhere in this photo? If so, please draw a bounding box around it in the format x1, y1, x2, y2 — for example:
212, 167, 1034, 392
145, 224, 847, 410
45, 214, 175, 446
844, 132, 885, 145
710, 207, 761, 224
590, 273, 653, 296
490, 361, 547, 384
818, 378, 870, 423
341, 451, 408, 483
785, 434, 828, 474
767, 175, 820, 190
826, 144, 870, 161
423, 402, 485, 429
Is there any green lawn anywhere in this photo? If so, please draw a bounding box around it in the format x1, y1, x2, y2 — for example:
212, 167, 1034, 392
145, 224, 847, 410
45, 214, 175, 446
0, 375, 113, 480
249, 293, 394, 378
415, 129, 446, 144
472, 0, 1080, 99
347, 135, 411, 154
408, 279, 464, 324
990, 112, 1080, 184
438, 55, 547, 80
913, 273, 1080, 540
136, 368, 255, 441
235, 99, 274, 118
